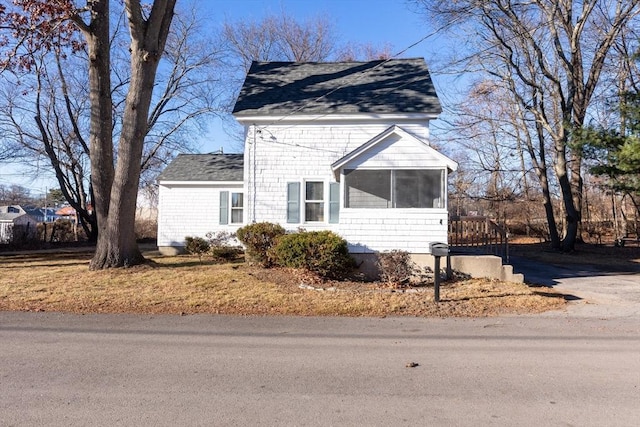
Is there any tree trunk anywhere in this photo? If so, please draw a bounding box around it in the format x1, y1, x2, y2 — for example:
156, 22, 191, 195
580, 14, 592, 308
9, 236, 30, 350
90, 0, 176, 269
556, 146, 580, 252
82, 0, 114, 268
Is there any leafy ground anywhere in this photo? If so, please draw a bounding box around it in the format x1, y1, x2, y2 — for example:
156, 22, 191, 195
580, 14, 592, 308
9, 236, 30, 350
0, 247, 567, 317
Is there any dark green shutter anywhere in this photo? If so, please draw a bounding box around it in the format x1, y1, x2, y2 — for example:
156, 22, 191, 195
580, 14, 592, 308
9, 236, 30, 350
329, 182, 340, 223
219, 191, 229, 225
287, 182, 300, 223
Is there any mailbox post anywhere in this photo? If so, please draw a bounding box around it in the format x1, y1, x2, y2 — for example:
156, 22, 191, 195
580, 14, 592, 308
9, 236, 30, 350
429, 242, 449, 303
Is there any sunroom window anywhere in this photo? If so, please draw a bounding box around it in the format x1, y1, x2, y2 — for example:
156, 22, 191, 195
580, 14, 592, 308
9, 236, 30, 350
344, 169, 444, 209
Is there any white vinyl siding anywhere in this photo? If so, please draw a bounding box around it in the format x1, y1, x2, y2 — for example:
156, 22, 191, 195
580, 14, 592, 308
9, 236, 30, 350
157, 183, 243, 248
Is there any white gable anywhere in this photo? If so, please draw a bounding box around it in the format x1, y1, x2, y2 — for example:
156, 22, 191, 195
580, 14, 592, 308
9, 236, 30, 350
331, 125, 457, 177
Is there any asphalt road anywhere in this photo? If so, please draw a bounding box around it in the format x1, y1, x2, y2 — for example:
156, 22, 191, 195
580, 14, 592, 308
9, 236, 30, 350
509, 255, 640, 319
1, 312, 639, 426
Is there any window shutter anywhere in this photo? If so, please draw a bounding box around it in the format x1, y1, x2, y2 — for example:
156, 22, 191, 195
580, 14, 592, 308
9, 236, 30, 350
329, 182, 340, 223
219, 191, 229, 225
287, 182, 300, 223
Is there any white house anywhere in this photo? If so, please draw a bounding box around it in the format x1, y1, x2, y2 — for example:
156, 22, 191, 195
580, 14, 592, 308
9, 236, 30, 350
157, 58, 457, 261
157, 154, 244, 252
0, 205, 38, 244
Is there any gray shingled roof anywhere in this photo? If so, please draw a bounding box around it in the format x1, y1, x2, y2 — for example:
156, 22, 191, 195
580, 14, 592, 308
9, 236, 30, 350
232, 58, 441, 116
0, 205, 26, 222
158, 154, 244, 182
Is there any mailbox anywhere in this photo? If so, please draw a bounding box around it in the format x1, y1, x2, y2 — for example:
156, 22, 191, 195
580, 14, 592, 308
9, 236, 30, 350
429, 242, 449, 257
429, 242, 449, 303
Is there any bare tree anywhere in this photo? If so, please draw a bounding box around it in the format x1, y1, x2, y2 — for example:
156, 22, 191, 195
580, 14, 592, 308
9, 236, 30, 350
0, 2, 222, 253
413, 0, 640, 250
0, 184, 34, 205
222, 11, 337, 74
334, 42, 394, 61
1, 0, 178, 268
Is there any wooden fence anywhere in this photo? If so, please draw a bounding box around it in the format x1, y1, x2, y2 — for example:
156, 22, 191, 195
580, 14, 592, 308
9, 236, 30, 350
448, 216, 509, 261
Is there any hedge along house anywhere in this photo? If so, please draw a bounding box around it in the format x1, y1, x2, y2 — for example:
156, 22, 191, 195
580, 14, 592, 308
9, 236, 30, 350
158, 58, 457, 267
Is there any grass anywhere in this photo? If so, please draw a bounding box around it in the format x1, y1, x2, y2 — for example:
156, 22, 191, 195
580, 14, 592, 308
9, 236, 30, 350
0, 249, 566, 317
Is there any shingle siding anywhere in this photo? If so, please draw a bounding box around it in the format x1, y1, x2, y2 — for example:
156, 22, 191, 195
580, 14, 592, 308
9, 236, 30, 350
244, 122, 450, 253
159, 58, 455, 255
157, 183, 243, 248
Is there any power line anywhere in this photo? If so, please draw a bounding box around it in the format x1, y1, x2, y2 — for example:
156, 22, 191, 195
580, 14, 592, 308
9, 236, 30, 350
249, 20, 463, 154
264, 18, 457, 130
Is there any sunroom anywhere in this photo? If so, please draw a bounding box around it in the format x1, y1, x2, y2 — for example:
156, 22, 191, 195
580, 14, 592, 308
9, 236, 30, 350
330, 125, 457, 254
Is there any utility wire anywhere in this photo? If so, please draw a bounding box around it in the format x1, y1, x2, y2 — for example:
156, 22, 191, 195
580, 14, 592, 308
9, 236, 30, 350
264, 18, 459, 129
252, 19, 464, 154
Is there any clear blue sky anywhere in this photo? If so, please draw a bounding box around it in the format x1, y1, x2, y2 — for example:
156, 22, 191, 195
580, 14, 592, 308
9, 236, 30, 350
210, 0, 431, 55
1, 0, 450, 195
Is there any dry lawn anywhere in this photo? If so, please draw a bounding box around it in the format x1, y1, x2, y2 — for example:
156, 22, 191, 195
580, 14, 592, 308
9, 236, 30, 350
0, 249, 566, 317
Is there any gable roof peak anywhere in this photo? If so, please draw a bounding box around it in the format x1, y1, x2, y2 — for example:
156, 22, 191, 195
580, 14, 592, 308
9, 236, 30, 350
233, 58, 441, 117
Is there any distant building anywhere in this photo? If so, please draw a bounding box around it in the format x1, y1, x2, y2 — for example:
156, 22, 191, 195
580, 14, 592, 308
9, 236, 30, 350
55, 205, 93, 224
0, 205, 38, 244
23, 207, 59, 223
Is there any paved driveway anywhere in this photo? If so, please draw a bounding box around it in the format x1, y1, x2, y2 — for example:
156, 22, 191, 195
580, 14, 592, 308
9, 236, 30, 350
510, 256, 640, 318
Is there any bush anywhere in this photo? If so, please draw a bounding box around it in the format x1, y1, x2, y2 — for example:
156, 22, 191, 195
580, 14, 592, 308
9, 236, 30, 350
236, 222, 285, 266
48, 219, 78, 242
210, 245, 242, 260
376, 250, 417, 286
205, 231, 241, 261
135, 218, 158, 241
184, 236, 210, 262
270, 230, 354, 279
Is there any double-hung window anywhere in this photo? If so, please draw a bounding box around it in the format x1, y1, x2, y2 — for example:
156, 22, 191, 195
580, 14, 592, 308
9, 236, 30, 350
230, 192, 243, 223
287, 181, 340, 224
219, 191, 243, 225
304, 181, 324, 222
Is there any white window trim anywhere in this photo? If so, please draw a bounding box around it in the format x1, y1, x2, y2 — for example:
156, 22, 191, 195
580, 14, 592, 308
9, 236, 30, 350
303, 179, 327, 223
230, 192, 244, 224
342, 167, 447, 210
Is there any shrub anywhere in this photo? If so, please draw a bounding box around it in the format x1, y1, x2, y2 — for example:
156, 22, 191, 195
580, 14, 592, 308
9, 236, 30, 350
236, 222, 285, 266
135, 218, 158, 241
184, 236, 210, 262
205, 231, 242, 261
376, 250, 417, 286
205, 231, 236, 247
49, 219, 77, 242
210, 245, 242, 260
270, 230, 354, 279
